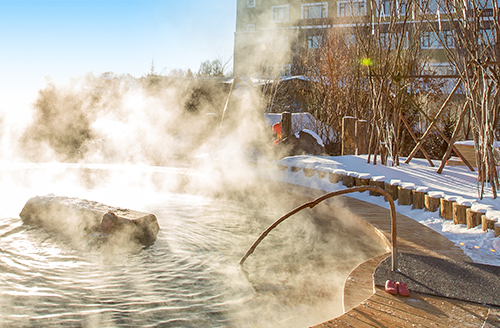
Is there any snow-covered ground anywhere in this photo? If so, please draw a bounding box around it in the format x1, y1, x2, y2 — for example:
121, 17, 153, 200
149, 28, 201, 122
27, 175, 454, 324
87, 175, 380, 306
264, 154, 500, 267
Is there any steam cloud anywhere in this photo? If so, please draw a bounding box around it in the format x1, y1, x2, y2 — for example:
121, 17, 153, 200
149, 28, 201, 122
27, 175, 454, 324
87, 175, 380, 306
19, 74, 267, 164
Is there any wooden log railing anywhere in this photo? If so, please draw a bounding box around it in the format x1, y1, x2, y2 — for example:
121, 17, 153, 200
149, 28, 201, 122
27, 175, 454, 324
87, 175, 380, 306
239, 186, 399, 272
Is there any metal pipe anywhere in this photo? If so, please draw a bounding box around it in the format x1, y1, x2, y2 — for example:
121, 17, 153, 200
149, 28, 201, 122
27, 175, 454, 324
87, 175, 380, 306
239, 185, 398, 271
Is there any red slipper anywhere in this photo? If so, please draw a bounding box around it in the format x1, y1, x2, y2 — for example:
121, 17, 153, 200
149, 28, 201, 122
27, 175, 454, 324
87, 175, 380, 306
385, 280, 397, 295
397, 281, 410, 296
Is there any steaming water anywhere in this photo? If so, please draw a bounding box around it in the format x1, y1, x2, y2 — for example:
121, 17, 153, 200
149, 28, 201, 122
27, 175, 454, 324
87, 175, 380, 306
0, 164, 385, 327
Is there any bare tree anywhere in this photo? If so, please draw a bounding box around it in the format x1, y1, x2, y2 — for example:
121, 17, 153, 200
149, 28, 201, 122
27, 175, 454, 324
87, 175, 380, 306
295, 27, 370, 153
426, 0, 500, 198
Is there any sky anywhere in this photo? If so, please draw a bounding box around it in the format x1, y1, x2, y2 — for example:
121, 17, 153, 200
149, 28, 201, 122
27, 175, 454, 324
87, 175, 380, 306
0, 0, 237, 106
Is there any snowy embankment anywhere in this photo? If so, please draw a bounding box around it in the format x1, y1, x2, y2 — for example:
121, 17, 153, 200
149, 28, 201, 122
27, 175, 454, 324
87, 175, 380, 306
263, 154, 500, 267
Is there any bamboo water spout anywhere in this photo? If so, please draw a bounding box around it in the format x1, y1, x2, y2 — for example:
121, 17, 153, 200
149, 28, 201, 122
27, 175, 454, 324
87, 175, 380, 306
239, 186, 399, 272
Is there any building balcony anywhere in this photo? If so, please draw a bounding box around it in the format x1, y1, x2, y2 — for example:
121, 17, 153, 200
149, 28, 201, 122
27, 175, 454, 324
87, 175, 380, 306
465, 8, 494, 17
298, 17, 334, 28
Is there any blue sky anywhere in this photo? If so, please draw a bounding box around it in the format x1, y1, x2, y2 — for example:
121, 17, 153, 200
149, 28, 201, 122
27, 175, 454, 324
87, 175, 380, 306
0, 0, 236, 101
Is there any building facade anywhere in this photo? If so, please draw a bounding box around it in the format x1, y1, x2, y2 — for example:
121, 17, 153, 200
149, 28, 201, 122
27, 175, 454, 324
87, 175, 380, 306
233, 0, 497, 78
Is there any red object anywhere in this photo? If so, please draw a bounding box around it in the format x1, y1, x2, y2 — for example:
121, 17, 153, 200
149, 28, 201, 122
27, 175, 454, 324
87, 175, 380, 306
397, 282, 410, 296
272, 123, 281, 135
385, 280, 397, 295
272, 139, 281, 146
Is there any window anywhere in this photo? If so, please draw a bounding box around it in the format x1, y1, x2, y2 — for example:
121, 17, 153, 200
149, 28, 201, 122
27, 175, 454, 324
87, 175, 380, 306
246, 24, 255, 32
302, 2, 328, 19
421, 30, 454, 49
247, 0, 255, 8
308, 35, 323, 49
479, 28, 495, 45
380, 32, 408, 49
420, 0, 452, 14
272, 5, 289, 22
338, 1, 366, 17
378, 0, 406, 16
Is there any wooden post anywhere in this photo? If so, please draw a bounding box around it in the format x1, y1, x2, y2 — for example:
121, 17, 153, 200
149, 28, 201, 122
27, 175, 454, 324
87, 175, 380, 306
412, 186, 429, 210
356, 120, 368, 154
425, 191, 444, 212
317, 170, 327, 179
466, 208, 484, 229
355, 173, 371, 186
329, 169, 345, 184
398, 183, 415, 206
281, 111, 292, 140
342, 171, 356, 187
369, 176, 386, 196
495, 222, 500, 237
384, 179, 401, 201
482, 215, 497, 231
440, 196, 458, 220
303, 168, 315, 177
342, 116, 357, 155
453, 201, 472, 225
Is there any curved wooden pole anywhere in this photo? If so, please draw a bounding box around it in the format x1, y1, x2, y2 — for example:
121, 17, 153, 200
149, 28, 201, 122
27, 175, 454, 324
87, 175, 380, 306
240, 186, 399, 272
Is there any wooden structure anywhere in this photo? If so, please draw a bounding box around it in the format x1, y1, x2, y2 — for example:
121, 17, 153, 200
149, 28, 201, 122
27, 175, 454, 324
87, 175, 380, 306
282, 163, 499, 233
342, 117, 357, 155
453, 202, 470, 225
342, 116, 370, 156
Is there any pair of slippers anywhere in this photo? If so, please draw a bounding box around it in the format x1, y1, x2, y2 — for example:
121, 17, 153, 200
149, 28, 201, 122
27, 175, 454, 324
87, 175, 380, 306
385, 280, 409, 296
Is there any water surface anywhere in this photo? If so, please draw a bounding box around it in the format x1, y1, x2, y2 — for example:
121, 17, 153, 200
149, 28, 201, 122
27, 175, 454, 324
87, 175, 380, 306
0, 164, 385, 327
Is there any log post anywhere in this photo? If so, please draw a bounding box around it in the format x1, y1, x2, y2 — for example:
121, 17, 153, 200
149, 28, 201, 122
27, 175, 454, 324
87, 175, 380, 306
342, 171, 356, 188
356, 120, 369, 154
398, 183, 415, 206
482, 215, 497, 231
466, 208, 484, 229
303, 168, 316, 177
317, 170, 327, 179
342, 116, 357, 155
281, 111, 292, 140
440, 196, 458, 220
385, 179, 401, 201
425, 191, 444, 212
329, 169, 345, 184
453, 200, 472, 225
355, 173, 371, 187
369, 176, 386, 196
412, 186, 429, 210
277, 164, 288, 171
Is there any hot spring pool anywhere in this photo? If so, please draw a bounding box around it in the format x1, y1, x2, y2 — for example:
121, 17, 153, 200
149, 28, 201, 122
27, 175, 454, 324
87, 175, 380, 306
0, 163, 386, 327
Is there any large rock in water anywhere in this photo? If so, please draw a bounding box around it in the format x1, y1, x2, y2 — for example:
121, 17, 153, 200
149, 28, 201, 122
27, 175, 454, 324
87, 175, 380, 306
20, 195, 160, 246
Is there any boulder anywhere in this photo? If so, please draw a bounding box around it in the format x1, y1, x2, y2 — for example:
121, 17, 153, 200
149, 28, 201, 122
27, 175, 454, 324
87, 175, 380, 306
272, 129, 325, 159
20, 195, 160, 246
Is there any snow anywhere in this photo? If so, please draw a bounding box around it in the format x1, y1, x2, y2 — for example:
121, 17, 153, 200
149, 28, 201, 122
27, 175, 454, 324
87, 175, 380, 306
264, 154, 500, 266
297, 129, 325, 148
264, 113, 334, 143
